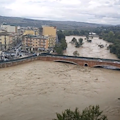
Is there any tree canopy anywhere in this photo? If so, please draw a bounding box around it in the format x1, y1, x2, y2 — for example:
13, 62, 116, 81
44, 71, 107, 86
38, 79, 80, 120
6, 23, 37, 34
96, 28, 120, 59
55, 31, 67, 55
54, 105, 108, 120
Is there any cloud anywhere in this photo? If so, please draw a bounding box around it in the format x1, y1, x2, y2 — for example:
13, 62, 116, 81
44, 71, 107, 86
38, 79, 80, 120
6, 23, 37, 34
0, 0, 120, 25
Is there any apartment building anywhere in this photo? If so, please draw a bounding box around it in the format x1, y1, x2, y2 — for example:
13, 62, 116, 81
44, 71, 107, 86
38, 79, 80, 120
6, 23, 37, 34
23, 29, 39, 36
47, 35, 57, 48
42, 26, 56, 37
41, 25, 57, 49
0, 32, 18, 50
1, 23, 17, 33
22, 35, 49, 51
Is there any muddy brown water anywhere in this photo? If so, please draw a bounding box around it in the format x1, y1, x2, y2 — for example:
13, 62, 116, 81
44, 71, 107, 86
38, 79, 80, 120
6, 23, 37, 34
0, 61, 120, 120
64, 36, 118, 60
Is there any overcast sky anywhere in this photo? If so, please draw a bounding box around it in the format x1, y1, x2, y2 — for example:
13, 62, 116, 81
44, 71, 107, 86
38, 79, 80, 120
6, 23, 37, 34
0, 0, 120, 25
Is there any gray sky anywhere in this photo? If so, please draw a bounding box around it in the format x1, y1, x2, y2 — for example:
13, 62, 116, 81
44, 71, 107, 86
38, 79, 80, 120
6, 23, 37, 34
0, 0, 120, 25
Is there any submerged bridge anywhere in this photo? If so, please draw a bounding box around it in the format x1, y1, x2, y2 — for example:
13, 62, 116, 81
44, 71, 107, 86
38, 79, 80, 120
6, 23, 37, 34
0, 53, 120, 70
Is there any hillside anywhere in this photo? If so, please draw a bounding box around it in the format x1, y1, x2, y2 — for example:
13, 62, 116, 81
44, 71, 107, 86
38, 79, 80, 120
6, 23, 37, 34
0, 16, 108, 30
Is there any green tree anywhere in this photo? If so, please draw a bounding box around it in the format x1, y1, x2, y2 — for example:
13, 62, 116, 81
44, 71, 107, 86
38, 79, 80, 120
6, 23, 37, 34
53, 105, 108, 120
75, 42, 80, 48
61, 39, 67, 50
54, 44, 63, 55
55, 31, 67, 55
85, 35, 89, 40
57, 31, 65, 41
78, 38, 83, 45
71, 37, 77, 43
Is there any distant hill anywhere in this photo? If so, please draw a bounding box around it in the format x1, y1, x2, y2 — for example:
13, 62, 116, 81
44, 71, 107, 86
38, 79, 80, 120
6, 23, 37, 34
0, 15, 110, 30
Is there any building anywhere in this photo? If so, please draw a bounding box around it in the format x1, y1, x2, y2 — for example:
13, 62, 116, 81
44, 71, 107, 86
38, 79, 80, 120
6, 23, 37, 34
1, 23, 17, 33
0, 32, 19, 51
21, 27, 39, 36
23, 29, 39, 36
22, 35, 49, 52
0, 33, 10, 50
42, 25, 57, 37
47, 35, 57, 48
41, 25, 57, 49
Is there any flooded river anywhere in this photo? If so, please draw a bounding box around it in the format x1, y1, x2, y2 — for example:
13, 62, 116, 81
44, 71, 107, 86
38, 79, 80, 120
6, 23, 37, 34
0, 61, 120, 120
65, 36, 118, 60
0, 36, 119, 120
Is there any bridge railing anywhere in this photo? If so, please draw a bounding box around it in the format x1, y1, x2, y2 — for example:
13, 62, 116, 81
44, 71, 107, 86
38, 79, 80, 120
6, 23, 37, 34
40, 53, 120, 63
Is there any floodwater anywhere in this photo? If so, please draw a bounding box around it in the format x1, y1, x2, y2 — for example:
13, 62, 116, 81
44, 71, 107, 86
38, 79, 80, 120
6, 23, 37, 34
0, 61, 120, 120
65, 36, 118, 60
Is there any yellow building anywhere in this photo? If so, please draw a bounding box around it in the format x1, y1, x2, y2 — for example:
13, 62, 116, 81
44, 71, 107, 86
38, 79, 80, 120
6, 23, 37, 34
42, 26, 57, 49
23, 30, 35, 35
0, 32, 18, 50
23, 29, 39, 36
0, 35, 9, 50
42, 26, 56, 37
22, 35, 49, 51
48, 36, 56, 48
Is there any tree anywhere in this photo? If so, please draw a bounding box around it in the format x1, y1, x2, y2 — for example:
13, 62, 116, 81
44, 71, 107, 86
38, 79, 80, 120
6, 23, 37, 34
73, 51, 79, 56
61, 39, 67, 50
53, 105, 108, 120
71, 37, 77, 43
57, 31, 65, 41
85, 35, 89, 40
54, 44, 63, 55
55, 31, 67, 55
78, 38, 83, 45
75, 42, 80, 48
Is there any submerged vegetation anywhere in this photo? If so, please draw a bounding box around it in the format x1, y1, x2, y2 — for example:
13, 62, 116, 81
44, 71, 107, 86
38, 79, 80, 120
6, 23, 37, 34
56, 26, 120, 58
71, 37, 83, 48
96, 27, 120, 59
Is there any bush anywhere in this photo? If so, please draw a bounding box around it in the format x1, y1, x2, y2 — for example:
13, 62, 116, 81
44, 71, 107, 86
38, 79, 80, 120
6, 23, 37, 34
73, 51, 79, 56
53, 105, 108, 120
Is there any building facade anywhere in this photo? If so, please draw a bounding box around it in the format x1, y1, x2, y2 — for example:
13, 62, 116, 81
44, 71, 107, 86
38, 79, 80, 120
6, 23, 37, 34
41, 26, 57, 49
1, 23, 17, 33
23, 29, 39, 36
22, 35, 49, 52
0, 32, 19, 51
42, 26, 57, 37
